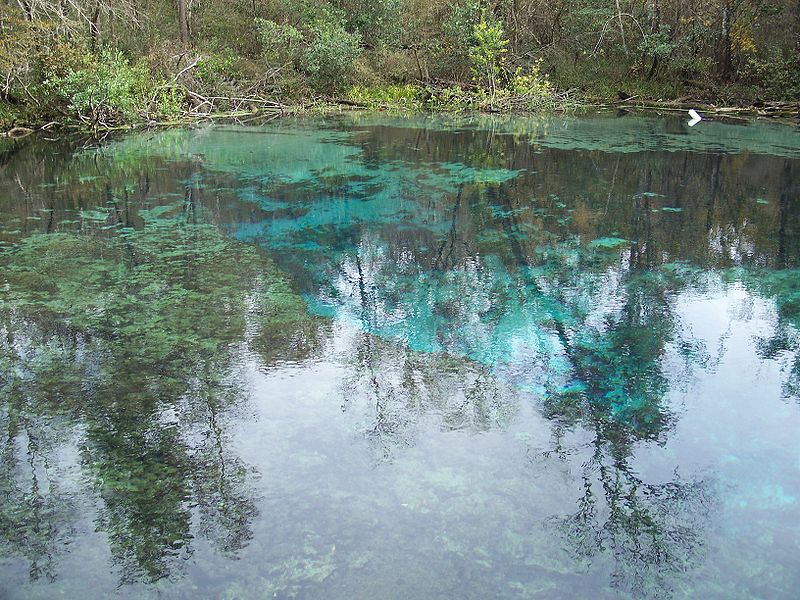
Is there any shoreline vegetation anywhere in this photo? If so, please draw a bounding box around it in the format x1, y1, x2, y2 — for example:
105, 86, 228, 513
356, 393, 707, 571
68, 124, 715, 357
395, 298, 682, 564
1, 0, 799, 135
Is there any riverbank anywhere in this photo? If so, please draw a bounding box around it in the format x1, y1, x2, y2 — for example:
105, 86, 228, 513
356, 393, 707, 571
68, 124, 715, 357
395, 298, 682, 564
3, 0, 799, 138
3, 93, 798, 140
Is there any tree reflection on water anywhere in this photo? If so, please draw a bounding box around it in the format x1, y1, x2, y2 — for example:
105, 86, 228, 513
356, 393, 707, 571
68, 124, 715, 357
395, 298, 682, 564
0, 200, 315, 583
0, 115, 798, 597
322, 180, 718, 597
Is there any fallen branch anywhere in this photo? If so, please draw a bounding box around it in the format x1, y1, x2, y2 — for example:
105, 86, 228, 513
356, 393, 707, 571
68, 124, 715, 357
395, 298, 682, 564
201, 95, 284, 107
5, 126, 33, 138
172, 55, 202, 83
335, 98, 368, 108
186, 89, 214, 113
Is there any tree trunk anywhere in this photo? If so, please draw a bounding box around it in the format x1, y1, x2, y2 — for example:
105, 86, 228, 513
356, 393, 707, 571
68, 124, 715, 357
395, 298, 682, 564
178, 0, 190, 44
718, 1, 733, 80
643, 0, 659, 79
777, 160, 793, 269
647, 0, 659, 32
615, 0, 628, 55
795, 0, 800, 67
16, 0, 33, 20
89, 3, 101, 51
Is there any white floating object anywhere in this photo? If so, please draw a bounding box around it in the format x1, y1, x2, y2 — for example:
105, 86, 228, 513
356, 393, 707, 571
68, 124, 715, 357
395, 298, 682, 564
688, 109, 702, 127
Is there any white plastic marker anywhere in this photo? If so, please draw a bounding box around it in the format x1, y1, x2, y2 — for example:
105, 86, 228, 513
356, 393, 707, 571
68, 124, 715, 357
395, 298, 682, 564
687, 109, 702, 127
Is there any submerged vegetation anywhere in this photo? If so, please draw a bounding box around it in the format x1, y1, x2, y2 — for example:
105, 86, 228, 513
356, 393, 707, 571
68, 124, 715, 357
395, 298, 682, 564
0, 204, 317, 582
0, 113, 799, 597
1, 0, 799, 130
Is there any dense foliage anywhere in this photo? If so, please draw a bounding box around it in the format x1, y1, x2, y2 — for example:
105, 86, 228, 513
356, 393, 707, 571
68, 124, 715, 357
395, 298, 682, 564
1, 0, 799, 126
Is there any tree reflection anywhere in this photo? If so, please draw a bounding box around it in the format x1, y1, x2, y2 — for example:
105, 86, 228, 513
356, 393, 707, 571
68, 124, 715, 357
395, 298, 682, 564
488, 178, 714, 597
743, 160, 800, 401
0, 397, 77, 582
226, 116, 795, 597
190, 380, 260, 558
541, 299, 713, 598
0, 202, 316, 583
555, 441, 710, 599
748, 265, 800, 400
342, 329, 519, 462
526, 189, 713, 599
1, 117, 798, 597
318, 172, 719, 596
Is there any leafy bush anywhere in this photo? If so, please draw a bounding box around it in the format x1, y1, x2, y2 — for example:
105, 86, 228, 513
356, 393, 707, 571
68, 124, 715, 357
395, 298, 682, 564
45, 49, 152, 124
0, 101, 21, 129
510, 62, 552, 99
38, 47, 190, 124
342, 0, 404, 48
743, 48, 800, 100
255, 19, 304, 65
2, 11, 73, 71
152, 86, 185, 119
442, 0, 482, 52
302, 17, 362, 91
426, 85, 475, 112
347, 84, 423, 108
469, 13, 508, 99
195, 52, 242, 86
254, 8, 362, 93
635, 26, 676, 77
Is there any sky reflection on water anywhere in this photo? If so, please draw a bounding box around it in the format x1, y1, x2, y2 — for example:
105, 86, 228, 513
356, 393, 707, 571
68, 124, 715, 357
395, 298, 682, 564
0, 112, 799, 599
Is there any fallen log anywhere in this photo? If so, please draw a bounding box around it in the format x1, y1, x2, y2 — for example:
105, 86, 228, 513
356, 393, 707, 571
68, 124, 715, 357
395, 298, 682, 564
5, 126, 33, 138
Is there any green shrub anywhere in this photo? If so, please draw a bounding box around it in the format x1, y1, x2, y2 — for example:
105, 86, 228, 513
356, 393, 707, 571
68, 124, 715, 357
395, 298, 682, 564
342, 0, 404, 48
254, 8, 362, 93
347, 84, 423, 108
255, 19, 304, 65
45, 49, 152, 124
152, 86, 185, 119
468, 13, 508, 101
743, 48, 800, 100
442, 0, 482, 54
511, 62, 551, 97
426, 85, 475, 112
195, 52, 241, 86
635, 25, 676, 77
0, 101, 21, 129
1, 13, 60, 91
301, 16, 362, 91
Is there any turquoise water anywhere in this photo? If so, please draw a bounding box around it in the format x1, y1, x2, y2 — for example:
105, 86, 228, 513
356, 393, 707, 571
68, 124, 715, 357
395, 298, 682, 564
1, 112, 799, 598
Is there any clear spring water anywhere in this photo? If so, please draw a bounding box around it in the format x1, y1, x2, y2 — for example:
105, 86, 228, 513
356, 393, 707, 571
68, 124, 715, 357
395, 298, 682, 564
1, 112, 799, 599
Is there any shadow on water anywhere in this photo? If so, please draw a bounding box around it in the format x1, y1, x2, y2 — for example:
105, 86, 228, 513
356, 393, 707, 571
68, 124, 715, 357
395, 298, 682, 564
0, 113, 799, 598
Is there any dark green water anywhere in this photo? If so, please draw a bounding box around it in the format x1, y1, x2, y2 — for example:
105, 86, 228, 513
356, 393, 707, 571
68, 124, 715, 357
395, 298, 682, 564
1, 112, 799, 599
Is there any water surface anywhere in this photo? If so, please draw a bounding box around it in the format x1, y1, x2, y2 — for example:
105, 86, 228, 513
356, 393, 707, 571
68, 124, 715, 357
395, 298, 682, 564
1, 112, 799, 599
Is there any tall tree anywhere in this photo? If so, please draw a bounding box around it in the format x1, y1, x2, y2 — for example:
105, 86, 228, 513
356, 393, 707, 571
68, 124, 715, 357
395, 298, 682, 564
177, 0, 189, 44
